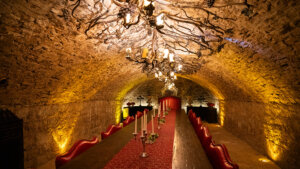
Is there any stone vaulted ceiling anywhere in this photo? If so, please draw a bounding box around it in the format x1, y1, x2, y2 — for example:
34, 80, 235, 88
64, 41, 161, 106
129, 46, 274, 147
0, 0, 299, 169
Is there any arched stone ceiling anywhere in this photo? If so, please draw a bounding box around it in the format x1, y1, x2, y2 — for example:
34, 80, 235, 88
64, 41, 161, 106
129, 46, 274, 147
0, 0, 298, 107
0, 0, 299, 169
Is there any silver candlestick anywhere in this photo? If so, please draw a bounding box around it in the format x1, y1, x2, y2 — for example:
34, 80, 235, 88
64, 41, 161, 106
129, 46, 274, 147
132, 132, 138, 140
140, 130, 148, 158
157, 116, 161, 129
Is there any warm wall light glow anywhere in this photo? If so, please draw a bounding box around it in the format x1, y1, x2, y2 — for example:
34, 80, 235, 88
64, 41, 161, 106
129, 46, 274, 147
125, 13, 131, 23
122, 108, 129, 119
115, 76, 148, 124
163, 49, 169, 59
174, 75, 177, 79
52, 129, 73, 154
170, 71, 174, 77
264, 123, 282, 161
156, 13, 164, 26
51, 111, 80, 154
144, 0, 151, 6
259, 157, 271, 163
219, 100, 225, 126
169, 53, 174, 62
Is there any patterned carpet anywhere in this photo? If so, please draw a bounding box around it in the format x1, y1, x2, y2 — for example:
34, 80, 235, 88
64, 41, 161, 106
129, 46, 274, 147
103, 110, 177, 169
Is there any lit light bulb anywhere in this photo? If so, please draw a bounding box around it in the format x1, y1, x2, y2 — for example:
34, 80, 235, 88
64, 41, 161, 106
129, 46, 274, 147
125, 47, 131, 58
156, 13, 164, 26
163, 49, 169, 59
178, 64, 182, 71
170, 71, 174, 77
126, 47, 131, 53
158, 71, 162, 77
169, 53, 174, 62
155, 73, 158, 78
125, 13, 131, 24
144, 0, 151, 6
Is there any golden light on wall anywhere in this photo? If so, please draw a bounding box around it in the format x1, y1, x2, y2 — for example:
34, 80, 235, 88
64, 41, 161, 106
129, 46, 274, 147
122, 107, 129, 119
52, 128, 74, 154
219, 100, 225, 126
115, 76, 148, 124
258, 157, 271, 163
263, 104, 293, 162
51, 111, 80, 154
264, 125, 282, 160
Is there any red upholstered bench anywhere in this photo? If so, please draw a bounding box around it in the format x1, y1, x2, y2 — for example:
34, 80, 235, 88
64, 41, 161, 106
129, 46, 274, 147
123, 116, 134, 127
55, 137, 99, 168
187, 113, 239, 169
101, 124, 122, 140
206, 142, 239, 169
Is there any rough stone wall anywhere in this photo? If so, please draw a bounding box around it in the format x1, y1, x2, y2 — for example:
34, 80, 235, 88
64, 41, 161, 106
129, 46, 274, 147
0, 100, 116, 169
0, 0, 299, 169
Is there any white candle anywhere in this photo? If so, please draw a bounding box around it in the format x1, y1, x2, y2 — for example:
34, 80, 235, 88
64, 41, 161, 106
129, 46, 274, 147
144, 110, 146, 131
163, 101, 166, 117
145, 112, 147, 133
152, 115, 154, 133
135, 114, 137, 133
141, 115, 144, 136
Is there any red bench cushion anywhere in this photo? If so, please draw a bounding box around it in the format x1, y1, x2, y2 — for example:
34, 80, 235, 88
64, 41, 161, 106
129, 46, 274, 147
55, 137, 99, 168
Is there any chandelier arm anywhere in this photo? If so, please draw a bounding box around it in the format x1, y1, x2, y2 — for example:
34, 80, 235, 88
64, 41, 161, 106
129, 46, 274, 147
165, 1, 247, 19
85, 10, 111, 35
124, 14, 141, 29
159, 29, 212, 50
163, 22, 212, 48
165, 43, 197, 55
93, 0, 102, 8
70, 0, 81, 18
164, 15, 212, 34
111, 0, 130, 8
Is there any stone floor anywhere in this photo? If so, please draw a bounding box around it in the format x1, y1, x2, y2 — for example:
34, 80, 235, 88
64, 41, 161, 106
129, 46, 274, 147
172, 110, 212, 169
206, 123, 281, 169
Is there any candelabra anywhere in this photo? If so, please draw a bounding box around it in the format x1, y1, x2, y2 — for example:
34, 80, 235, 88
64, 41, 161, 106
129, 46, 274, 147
157, 116, 161, 129
140, 130, 148, 158
132, 132, 138, 140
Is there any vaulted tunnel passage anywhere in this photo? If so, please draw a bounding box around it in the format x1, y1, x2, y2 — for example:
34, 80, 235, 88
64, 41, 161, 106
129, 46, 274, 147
0, 0, 299, 169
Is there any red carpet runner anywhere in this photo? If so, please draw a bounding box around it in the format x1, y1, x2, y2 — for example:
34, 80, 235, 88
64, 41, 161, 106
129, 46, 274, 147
103, 110, 177, 169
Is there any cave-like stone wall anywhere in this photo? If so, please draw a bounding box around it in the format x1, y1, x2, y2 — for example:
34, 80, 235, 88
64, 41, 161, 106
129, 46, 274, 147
0, 100, 116, 169
0, 0, 299, 169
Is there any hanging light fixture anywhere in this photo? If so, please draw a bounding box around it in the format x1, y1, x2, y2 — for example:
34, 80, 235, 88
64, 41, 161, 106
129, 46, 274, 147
69, 0, 251, 75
